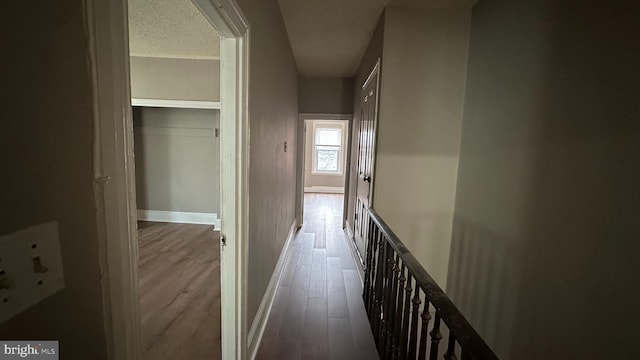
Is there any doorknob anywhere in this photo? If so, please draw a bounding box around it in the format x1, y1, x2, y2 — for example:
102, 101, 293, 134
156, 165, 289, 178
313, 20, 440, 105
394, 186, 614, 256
363, 176, 371, 182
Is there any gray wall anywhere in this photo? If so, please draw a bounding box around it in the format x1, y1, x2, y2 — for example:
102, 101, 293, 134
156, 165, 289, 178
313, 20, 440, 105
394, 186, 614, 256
447, 0, 640, 358
0, 1, 108, 358
298, 77, 354, 114
235, 0, 299, 325
130, 56, 220, 101
303, 120, 348, 188
133, 107, 220, 213
346, 13, 385, 233
373, 6, 471, 287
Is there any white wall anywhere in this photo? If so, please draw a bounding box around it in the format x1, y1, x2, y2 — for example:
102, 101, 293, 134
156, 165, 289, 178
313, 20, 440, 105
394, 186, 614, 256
235, 0, 299, 325
298, 77, 354, 114
130, 56, 220, 101
133, 107, 220, 213
304, 120, 347, 189
448, 0, 640, 358
373, 6, 472, 287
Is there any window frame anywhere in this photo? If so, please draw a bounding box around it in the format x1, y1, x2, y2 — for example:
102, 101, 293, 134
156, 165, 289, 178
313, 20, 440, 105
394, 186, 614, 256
311, 121, 346, 176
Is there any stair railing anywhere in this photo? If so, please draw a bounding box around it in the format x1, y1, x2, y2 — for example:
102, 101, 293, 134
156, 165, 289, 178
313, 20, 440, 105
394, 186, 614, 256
362, 207, 499, 360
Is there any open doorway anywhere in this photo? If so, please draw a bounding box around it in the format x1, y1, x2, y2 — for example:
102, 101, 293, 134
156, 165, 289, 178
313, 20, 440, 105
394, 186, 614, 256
296, 115, 351, 231
128, 0, 222, 358
304, 119, 348, 194
88, 0, 249, 358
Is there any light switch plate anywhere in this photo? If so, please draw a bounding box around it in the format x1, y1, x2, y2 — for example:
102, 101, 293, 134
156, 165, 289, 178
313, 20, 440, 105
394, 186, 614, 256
0, 221, 65, 324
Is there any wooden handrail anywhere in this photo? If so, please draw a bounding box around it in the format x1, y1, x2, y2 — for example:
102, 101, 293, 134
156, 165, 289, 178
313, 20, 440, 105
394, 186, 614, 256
362, 207, 499, 360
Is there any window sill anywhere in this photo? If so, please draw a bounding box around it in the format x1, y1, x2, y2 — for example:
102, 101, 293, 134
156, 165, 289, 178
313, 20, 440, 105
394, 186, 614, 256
311, 171, 343, 176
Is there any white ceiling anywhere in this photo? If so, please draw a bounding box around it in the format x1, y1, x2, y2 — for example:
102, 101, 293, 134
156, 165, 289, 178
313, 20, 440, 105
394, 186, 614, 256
277, 0, 476, 78
128, 0, 220, 59
277, 0, 391, 78
127, 0, 474, 72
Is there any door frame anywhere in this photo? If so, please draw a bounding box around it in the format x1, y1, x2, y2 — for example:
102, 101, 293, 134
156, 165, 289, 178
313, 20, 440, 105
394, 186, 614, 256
86, 0, 250, 359
296, 113, 352, 228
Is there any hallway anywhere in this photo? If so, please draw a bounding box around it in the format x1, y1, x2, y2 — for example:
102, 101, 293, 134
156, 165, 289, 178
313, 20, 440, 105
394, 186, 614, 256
256, 194, 378, 359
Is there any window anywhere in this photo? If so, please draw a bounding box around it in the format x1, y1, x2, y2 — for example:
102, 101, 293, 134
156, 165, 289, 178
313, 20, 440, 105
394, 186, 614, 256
313, 126, 343, 174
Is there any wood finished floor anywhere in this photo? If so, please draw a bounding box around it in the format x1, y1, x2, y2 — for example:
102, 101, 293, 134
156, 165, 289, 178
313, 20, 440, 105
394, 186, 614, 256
138, 221, 221, 360
256, 193, 379, 360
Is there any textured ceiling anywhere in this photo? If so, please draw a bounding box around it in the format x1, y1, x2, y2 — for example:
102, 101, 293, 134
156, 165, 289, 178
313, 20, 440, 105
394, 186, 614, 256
277, 0, 390, 78
128, 0, 220, 59
277, 0, 476, 78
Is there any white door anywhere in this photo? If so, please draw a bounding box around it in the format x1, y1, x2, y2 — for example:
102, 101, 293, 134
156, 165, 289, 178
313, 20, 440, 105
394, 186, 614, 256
353, 61, 380, 266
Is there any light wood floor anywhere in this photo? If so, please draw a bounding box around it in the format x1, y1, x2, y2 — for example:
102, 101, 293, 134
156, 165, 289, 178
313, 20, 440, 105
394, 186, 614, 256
256, 193, 379, 360
138, 221, 221, 360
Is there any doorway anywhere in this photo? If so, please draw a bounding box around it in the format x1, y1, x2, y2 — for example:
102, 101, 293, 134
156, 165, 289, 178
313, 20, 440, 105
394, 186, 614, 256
88, 0, 249, 359
296, 114, 352, 231
128, 1, 223, 355
304, 120, 348, 194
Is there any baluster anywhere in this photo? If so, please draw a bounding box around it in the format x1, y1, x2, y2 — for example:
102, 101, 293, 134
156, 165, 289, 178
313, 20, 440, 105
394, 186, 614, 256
429, 313, 443, 360
407, 287, 422, 359
378, 241, 392, 354
443, 333, 457, 360
359, 204, 365, 237
364, 211, 371, 264
385, 253, 400, 359
372, 232, 386, 344
392, 264, 406, 360
364, 223, 373, 313
362, 214, 370, 301
369, 226, 379, 328
363, 215, 376, 307
366, 225, 380, 316
400, 275, 413, 359
418, 302, 431, 359
377, 240, 388, 353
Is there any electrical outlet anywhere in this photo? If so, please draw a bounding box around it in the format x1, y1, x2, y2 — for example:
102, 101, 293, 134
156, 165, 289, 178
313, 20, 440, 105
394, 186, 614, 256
0, 222, 65, 324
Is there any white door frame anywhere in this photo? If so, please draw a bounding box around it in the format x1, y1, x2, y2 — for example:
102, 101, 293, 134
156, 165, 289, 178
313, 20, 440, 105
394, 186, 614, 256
86, 0, 250, 359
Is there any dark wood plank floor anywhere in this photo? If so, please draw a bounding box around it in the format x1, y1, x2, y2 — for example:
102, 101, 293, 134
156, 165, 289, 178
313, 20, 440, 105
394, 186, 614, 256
256, 194, 379, 360
138, 221, 221, 360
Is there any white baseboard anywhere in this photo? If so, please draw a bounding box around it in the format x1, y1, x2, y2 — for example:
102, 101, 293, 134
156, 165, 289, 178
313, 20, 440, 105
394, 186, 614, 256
304, 186, 344, 194
343, 221, 364, 285
247, 221, 298, 359
344, 220, 354, 242
137, 210, 221, 229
